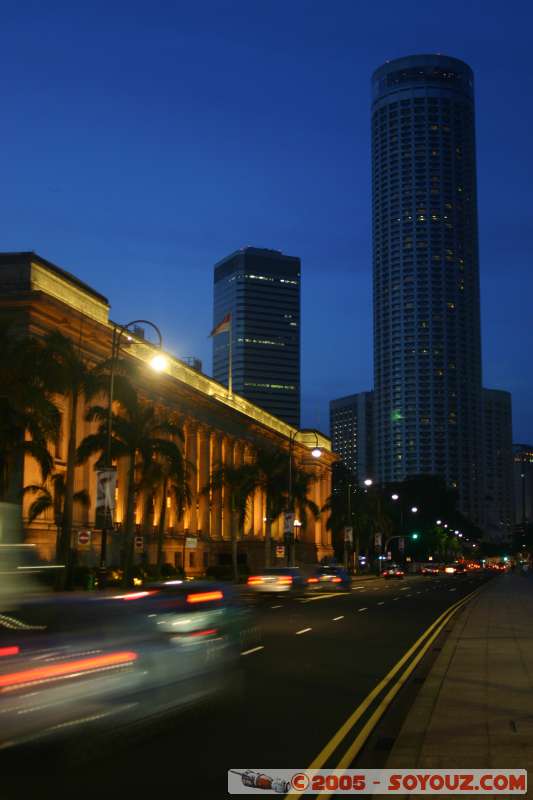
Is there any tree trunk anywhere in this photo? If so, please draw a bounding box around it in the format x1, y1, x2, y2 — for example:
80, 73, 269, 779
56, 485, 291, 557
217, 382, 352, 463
122, 452, 137, 587
58, 389, 78, 589
264, 517, 272, 568
156, 477, 168, 579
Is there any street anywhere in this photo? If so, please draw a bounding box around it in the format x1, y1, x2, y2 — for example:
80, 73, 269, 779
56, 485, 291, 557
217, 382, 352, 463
17, 571, 492, 798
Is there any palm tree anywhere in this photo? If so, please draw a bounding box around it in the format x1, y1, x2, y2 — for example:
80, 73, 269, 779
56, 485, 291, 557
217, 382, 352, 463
78, 388, 183, 586
24, 473, 90, 554
249, 448, 288, 568
288, 468, 320, 566
42, 331, 102, 583
203, 462, 256, 581
139, 443, 193, 578
0, 322, 59, 510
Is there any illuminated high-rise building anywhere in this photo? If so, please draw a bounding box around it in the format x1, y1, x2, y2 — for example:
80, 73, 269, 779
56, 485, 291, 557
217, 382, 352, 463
371, 55, 482, 520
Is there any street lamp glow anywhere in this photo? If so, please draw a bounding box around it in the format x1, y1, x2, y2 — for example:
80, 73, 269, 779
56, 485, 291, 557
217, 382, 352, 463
411, 506, 418, 513
364, 479, 373, 487
150, 353, 168, 373
391, 493, 399, 501
311, 447, 322, 458
436, 519, 442, 525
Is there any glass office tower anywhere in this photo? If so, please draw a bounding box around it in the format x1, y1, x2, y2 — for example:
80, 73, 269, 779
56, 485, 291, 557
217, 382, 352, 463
212, 247, 300, 426
371, 55, 482, 521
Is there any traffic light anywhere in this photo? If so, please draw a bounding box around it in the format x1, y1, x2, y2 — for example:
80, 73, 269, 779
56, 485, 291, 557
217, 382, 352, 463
411, 532, 419, 540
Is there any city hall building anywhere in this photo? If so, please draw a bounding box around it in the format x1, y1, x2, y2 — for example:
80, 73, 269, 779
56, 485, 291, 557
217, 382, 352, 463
0, 252, 334, 574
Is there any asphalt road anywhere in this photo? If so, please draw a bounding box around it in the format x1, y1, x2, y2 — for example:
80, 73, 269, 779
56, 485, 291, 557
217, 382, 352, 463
23, 571, 492, 799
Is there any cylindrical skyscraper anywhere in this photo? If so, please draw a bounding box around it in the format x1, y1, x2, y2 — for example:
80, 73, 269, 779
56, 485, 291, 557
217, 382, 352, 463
371, 54, 482, 521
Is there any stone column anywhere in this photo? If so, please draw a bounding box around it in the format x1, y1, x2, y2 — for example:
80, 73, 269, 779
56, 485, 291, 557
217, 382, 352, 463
197, 426, 211, 535
210, 431, 223, 540
184, 421, 198, 533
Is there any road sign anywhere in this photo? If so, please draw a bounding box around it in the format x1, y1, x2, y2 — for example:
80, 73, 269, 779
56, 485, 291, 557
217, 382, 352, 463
185, 536, 197, 549
283, 512, 295, 534
77, 530, 91, 547
134, 535, 144, 552
275, 546, 285, 559
344, 526, 353, 543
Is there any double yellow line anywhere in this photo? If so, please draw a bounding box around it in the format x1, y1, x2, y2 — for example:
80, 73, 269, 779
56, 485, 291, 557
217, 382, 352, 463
286, 586, 482, 800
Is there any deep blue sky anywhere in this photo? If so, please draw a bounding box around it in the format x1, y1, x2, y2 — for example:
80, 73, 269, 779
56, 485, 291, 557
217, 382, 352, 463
1, 0, 532, 440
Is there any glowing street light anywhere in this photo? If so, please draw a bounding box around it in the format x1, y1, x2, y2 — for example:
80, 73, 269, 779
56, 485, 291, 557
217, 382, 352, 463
311, 447, 322, 458
436, 519, 442, 525
150, 353, 168, 373
364, 478, 373, 487
411, 506, 418, 513
391, 493, 399, 501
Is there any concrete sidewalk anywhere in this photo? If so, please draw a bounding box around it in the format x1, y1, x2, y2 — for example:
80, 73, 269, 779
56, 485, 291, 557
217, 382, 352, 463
386, 573, 533, 792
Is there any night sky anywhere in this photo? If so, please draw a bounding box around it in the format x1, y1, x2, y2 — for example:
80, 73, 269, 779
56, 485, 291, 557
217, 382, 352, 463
1, 0, 532, 440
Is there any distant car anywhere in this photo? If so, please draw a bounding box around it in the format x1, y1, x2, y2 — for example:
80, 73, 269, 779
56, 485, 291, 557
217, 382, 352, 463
306, 566, 351, 591
0, 581, 251, 751
246, 567, 306, 595
444, 562, 467, 575
382, 564, 405, 579
421, 566, 439, 576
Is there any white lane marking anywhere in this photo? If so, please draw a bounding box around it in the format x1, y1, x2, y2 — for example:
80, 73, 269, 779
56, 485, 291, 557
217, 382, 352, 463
271, 605, 283, 609
416, 591, 422, 595
333, 616, 344, 621
358, 607, 368, 612
377, 601, 385, 606
400, 587, 409, 591
300, 592, 350, 603
241, 646, 264, 656
406, 594, 412, 598
393, 597, 400, 601
296, 627, 312, 635
449, 588, 457, 592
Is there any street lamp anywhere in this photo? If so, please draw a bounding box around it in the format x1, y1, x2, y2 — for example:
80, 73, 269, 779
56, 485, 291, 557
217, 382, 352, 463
436, 519, 442, 525
364, 478, 373, 487
391, 493, 399, 501
411, 506, 418, 513
100, 319, 166, 570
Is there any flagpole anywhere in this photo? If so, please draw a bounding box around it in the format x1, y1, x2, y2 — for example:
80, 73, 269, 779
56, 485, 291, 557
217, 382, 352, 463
228, 318, 232, 396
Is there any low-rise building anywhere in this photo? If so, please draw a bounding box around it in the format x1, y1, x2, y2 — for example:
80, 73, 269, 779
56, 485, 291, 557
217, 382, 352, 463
0, 252, 334, 574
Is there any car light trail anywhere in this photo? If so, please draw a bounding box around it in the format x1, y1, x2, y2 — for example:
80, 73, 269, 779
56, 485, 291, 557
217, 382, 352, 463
0, 651, 138, 691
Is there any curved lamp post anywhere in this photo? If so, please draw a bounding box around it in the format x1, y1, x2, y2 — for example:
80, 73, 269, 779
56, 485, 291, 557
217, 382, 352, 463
100, 319, 167, 568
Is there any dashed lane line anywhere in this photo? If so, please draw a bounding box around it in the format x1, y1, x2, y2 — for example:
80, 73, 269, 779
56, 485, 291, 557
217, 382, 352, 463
333, 616, 344, 621
241, 646, 264, 656
296, 627, 312, 635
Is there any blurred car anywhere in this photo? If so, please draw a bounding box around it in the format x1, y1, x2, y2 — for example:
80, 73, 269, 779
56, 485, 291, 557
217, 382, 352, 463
246, 567, 306, 595
382, 563, 405, 579
421, 565, 440, 576
306, 566, 351, 591
0, 581, 252, 751
444, 562, 467, 575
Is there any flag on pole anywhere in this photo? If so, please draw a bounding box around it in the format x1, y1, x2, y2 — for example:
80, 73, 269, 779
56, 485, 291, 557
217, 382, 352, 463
209, 312, 231, 337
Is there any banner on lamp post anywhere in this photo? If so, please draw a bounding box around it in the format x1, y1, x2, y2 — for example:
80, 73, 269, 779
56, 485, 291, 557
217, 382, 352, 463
95, 468, 117, 529
374, 532, 382, 548
344, 526, 353, 543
